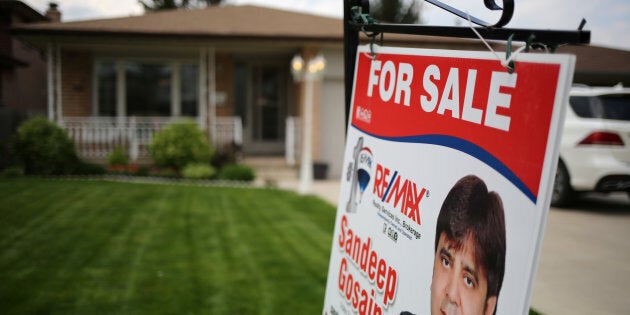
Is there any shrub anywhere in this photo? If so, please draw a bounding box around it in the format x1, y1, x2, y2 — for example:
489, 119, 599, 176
218, 164, 256, 182
135, 166, 150, 177
211, 142, 242, 169
182, 163, 216, 180
13, 116, 79, 175
1, 166, 24, 178
0, 108, 27, 170
148, 122, 213, 170
72, 161, 107, 175
107, 147, 128, 166
0, 140, 13, 171
152, 167, 179, 178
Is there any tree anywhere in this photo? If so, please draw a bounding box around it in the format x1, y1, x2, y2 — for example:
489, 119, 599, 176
370, 0, 421, 24
139, 0, 224, 12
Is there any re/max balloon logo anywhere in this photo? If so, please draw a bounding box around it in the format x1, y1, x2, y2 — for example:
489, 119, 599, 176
347, 137, 375, 214
372, 163, 426, 226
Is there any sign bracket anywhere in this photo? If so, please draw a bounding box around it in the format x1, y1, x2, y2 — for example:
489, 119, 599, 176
343, 0, 591, 125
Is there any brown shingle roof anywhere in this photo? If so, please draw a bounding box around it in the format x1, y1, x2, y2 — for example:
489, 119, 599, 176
11, 4, 478, 46
557, 45, 630, 74
11, 4, 630, 84
13, 5, 343, 41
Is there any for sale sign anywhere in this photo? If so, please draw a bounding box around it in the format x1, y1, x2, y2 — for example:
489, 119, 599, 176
323, 45, 575, 315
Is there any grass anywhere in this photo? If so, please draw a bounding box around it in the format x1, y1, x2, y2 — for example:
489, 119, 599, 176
0, 178, 547, 315
0, 178, 336, 314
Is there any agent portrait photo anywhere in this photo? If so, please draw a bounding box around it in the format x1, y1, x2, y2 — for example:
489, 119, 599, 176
431, 175, 506, 315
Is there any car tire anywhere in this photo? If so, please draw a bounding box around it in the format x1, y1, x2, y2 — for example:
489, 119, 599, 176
551, 160, 573, 207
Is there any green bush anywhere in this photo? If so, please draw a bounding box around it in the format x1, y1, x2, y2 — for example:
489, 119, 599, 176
148, 122, 213, 170
1, 166, 24, 178
218, 164, 256, 182
73, 161, 107, 175
13, 116, 79, 175
153, 167, 179, 178
107, 147, 128, 166
136, 166, 150, 177
182, 163, 216, 180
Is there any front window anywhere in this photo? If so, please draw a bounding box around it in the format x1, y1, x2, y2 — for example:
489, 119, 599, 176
126, 62, 172, 116
95, 60, 199, 117
181, 63, 199, 117
96, 62, 117, 116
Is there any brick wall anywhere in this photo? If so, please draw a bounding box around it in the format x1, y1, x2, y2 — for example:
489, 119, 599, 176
215, 53, 234, 117
61, 50, 92, 117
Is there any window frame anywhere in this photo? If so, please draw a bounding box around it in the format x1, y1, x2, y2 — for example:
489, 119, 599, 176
93, 57, 200, 118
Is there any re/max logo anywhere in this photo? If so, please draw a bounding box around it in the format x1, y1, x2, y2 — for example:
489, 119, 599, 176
372, 163, 426, 225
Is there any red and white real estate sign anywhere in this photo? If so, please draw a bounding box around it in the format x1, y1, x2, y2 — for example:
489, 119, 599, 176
323, 46, 575, 315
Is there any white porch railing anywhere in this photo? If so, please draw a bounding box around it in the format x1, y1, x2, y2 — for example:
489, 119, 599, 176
61, 116, 243, 162
285, 116, 301, 166
215, 116, 243, 147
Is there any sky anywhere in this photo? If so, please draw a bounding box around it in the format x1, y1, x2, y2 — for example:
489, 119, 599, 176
21, 0, 630, 51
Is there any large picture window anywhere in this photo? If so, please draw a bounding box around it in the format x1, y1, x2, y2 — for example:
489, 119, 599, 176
95, 60, 199, 117
96, 62, 117, 116
180, 63, 199, 117
126, 62, 172, 116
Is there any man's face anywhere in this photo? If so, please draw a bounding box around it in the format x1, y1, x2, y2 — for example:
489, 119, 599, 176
430, 233, 497, 315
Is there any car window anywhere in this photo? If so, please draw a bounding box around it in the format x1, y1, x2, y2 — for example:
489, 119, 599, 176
569, 94, 630, 121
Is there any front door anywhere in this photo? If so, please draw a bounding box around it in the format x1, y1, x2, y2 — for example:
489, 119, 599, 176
234, 59, 288, 155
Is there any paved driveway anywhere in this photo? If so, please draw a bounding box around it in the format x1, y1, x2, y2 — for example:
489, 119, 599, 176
531, 193, 630, 315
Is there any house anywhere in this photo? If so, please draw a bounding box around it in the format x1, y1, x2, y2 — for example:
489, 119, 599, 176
0, 0, 50, 169
556, 44, 630, 86
8, 3, 490, 178
0, 0, 48, 115
11, 2, 630, 179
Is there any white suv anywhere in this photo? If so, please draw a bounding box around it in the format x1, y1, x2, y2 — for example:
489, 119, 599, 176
552, 84, 630, 206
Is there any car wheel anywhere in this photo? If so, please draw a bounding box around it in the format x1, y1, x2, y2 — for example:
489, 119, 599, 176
551, 160, 573, 207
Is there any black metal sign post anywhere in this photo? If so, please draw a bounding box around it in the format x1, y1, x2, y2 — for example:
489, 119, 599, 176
343, 0, 364, 129
343, 0, 591, 126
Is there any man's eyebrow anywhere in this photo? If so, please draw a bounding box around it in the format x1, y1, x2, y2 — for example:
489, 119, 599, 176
439, 247, 453, 261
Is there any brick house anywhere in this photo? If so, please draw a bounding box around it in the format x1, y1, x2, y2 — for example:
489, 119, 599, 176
0, 0, 48, 115
10, 3, 491, 177
0, 0, 50, 169
11, 3, 630, 179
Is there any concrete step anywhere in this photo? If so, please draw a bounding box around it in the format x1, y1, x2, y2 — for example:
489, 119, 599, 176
241, 156, 292, 168
241, 156, 298, 184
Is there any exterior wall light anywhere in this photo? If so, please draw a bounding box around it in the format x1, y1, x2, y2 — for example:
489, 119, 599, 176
291, 55, 305, 82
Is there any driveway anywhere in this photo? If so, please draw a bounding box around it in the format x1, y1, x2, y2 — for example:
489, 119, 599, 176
531, 193, 630, 315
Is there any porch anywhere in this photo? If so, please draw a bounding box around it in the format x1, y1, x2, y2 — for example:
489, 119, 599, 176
60, 116, 301, 165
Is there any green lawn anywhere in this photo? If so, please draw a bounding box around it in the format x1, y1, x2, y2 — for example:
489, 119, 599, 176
0, 178, 336, 314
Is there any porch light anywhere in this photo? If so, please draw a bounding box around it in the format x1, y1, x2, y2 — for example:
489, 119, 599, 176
291, 53, 326, 82
291, 55, 304, 81
291, 53, 326, 195
307, 55, 326, 76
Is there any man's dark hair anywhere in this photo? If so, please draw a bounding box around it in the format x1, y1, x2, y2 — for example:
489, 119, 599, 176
434, 175, 506, 300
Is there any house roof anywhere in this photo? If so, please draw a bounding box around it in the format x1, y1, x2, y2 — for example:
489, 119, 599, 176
11, 4, 474, 46
555, 44, 630, 85
10, 4, 630, 85
13, 5, 343, 41
556, 45, 630, 74
0, 0, 48, 23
